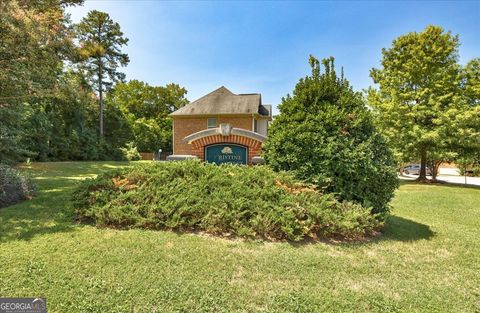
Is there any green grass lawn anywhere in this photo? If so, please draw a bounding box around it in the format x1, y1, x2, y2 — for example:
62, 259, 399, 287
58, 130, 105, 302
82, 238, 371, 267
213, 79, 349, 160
1, 162, 479, 312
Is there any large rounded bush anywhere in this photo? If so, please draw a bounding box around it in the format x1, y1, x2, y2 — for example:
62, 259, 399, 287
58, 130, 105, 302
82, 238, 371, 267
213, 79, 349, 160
72, 161, 381, 241
263, 56, 398, 215
0, 165, 36, 208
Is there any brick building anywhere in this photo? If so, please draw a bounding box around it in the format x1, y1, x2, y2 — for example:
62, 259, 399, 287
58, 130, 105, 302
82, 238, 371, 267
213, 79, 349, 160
169, 86, 272, 165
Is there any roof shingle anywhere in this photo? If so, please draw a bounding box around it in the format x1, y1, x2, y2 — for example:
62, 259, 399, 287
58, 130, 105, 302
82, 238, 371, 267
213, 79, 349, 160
171, 86, 269, 116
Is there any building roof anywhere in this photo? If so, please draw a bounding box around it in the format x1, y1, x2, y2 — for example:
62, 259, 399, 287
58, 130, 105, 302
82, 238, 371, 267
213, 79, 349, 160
170, 86, 270, 117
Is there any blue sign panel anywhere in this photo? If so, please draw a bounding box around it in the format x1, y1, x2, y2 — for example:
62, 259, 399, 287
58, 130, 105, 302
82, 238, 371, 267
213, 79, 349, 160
205, 144, 248, 165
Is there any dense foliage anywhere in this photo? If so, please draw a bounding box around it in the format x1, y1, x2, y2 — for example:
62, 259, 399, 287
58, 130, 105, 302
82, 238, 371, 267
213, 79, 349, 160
368, 26, 480, 181
108, 80, 189, 153
0, 0, 82, 163
463, 58, 480, 107
0, 165, 36, 208
0, 2, 187, 164
20, 71, 131, 161
72, 161, 381, 241
0, 1, 124, 163
264, 56, 398, 215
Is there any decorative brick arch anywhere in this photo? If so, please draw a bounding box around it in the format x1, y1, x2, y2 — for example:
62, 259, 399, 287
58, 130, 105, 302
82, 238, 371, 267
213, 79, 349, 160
190, 134, 263, 164
183, 124, 266, 165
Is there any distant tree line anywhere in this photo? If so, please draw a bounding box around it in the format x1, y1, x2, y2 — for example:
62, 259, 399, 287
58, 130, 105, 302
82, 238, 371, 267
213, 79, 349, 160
0, 1, 187, 164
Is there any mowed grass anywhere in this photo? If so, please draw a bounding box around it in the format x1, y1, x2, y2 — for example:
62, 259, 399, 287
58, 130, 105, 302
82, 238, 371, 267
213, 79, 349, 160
0, 162, 479, 313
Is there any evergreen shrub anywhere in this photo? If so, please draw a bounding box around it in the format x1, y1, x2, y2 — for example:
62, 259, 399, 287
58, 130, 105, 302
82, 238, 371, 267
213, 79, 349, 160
264, 56, 398, 215
72, 161, 381, 241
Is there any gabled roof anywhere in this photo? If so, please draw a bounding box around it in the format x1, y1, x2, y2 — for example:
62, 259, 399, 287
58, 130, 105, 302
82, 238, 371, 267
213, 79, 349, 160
171, 86, 269, 117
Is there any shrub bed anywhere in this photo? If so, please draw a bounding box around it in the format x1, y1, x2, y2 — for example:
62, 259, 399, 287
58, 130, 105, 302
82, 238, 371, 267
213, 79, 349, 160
0, 165, 36, 208
72, 161, 381, 241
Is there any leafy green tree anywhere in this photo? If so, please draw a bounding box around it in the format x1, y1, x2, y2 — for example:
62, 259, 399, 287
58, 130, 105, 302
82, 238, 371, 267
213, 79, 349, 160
0, 0, 80, 98
463, 58, 480, 107
20, 71, 96, 161
76, 10, 129, 136
112, 80, 188, 118
449, 100, 480, 174
368, 26, 465, 181
264, 56, 398, 215
19, 69, 132, 162
459, 59, 480, 168
0, 104, 31, 164
102, 101, 134, 159
0, 0, 82, 163
22, 103, 53, 161
108, 80, 188, 152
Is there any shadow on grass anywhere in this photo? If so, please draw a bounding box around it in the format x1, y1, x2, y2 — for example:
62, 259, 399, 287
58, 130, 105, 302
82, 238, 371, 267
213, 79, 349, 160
0, 190, 79, 243
286, 213, 436, 248
285, 215, 435, 248
0, 162, 135, 243
1, 182, 83, 244
0, 161, 133, 244
377, 215, 435, 242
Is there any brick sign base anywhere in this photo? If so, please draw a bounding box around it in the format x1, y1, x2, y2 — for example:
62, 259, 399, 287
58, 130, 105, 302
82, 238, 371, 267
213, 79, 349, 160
190, 134, 262, 165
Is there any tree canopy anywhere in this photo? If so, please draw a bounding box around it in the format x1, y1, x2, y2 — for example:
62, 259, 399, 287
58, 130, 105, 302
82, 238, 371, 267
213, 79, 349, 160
463, 58, 480, 107
368, 25, 480, 180
264, 56, 398, 215
0, 0, 83, 163
108, 80, 189, 152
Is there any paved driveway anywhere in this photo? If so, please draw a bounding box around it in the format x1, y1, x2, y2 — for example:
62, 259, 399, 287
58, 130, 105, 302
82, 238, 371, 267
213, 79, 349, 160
400, 174, 480, 186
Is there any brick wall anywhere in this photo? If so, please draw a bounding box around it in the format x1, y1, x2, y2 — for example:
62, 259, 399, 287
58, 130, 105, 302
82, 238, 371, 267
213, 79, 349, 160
173, 116, 253, 155
190, 134, 262, 165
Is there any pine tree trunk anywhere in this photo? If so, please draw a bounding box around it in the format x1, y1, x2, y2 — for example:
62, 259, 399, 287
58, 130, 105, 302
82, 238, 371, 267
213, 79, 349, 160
99, 64, 104, 136
99, 88, 103, 136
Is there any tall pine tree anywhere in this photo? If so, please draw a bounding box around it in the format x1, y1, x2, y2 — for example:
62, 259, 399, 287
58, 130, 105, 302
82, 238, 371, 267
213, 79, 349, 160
76, 10, 129, 136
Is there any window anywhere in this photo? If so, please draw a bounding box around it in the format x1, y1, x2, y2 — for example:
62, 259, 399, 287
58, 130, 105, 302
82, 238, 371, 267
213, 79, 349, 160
207, 118, 217, 128
254, 119, 258, 133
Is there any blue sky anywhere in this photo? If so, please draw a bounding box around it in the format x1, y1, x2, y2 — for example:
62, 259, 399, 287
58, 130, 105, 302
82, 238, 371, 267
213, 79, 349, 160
68, 1, 479, 114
